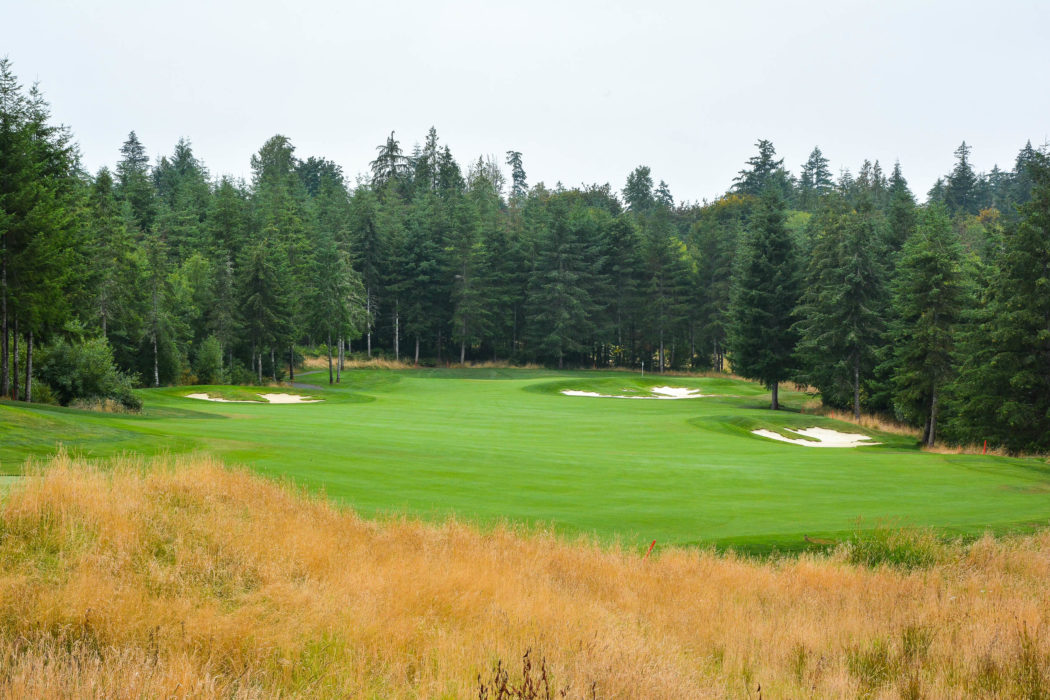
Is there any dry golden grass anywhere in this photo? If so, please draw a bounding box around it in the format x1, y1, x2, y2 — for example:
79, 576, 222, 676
2, 454, 1050, 698
803, 406, 923, 440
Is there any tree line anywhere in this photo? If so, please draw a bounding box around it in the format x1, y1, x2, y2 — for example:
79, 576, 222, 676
2, 58, 1049, 452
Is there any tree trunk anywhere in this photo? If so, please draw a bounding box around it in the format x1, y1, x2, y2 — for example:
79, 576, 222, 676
659, 330, 665, 373
288, 345, 295, 381
460, 339, 466, 365
327, 331, 333, 384
394, 303, 399, 361
257, 351, 262, 385
926, 385, 939, 447
366, 287, 372, 359
1, 244, 7, 398
11, 320, 18, 401
270, 348, 276, 382
338, 337, 344, 372
336, 338, 342, 383
853, 359, 861, 420
152, 330, 159, 388
414, 335, 420, 366
771, 381, 779, 410
24, 330, 32, 403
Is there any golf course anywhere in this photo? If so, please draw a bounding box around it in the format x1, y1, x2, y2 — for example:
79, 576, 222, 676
3, 368, 1048, 552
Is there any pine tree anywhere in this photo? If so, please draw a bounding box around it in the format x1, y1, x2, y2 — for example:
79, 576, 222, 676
370, 131, 409, 189
945, 142, 979, 215
885, 162, 917, 254
526, 197, 598, 368
884, 205, 967, 446
506, 150, 527, 201
794, 196, 888, 417
733, 139, 792, 200
728, 188, 799, 409
949, 153, 1050, 452
798, 147, 833, 211
692, 194, 748, 372
239, 239, 292, 383
623, 166, 655, 212
115, 131, 156, 233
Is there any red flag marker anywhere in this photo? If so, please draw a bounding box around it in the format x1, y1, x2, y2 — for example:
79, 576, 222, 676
644, 540, 656, 558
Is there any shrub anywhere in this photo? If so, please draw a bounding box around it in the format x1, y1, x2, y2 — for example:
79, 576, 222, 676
193, 336, 225, 385
33, 337, 142, 411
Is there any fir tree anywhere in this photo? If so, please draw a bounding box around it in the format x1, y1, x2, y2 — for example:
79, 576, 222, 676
949, 153, 1050, 452
884, 205, 967, 446
794, 197, 888, 417
728, 188, 799, 409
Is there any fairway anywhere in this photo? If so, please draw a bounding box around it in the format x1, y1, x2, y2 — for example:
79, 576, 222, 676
2, 369, 1049, 550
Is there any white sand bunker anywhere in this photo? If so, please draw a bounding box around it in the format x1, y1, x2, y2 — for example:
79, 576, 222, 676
185, 393, 322, 404
561, 386, 711, 400
752, 426, 881, 448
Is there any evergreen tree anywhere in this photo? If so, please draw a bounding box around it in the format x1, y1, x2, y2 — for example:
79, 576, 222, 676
884, 205, 967, 446
526, 197, 598, 368
794, 196, 888, 417
885, 162, 917, 253
945, 141, 979, 215
949, 153, 1050, 452
370, 131, 409, 188
733, 139, 792, 200
728, 188, 799, 409
506, 150, 527, 201
798, 146, 833, 210
239, 239, 292, 383
623, 166, 655, 212
692, 194, 748, 372
115, 131, 156, 233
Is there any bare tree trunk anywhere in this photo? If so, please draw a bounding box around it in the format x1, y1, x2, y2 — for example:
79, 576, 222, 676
926, 385, 939, 447
338, 337, 344, 372
152, 330, 159, 388
24, 330, 32, 403
256, 350, 262, 385
853, 359, 861, 419
659, 329, 665, 373
11, 320, 18, 400
460, 339, 466, 365
327, 331, 333, 384
1, 244, 7, 397
270, 348, 276, 382
336, 338, 342, 383
366, 286, 372, 358
393, 302, 399, 361
414, 335, 420, 366
771, 381, 779, 410
288, 345, 295, 381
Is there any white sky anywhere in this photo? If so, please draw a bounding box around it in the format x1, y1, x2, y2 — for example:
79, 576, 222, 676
3, 0, 1048, 202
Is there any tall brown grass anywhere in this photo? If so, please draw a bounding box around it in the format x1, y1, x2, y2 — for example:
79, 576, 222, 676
2, 454, 1049, 698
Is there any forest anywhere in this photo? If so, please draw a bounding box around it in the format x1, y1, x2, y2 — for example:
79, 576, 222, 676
1, 58, 1049, 452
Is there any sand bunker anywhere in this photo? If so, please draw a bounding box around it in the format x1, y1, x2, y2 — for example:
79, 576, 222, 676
185, 393, 322, 404
561, 386, 711, 400
752, 426, 881, 448
257, 393, 322, 404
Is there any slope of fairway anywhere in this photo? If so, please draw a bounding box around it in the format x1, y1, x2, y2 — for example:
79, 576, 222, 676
2, 369, 1049, 550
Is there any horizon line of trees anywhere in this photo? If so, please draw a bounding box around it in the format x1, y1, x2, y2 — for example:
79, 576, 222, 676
2, 57, 1049, 452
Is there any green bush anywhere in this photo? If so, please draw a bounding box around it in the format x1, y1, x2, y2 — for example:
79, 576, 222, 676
193, 336, 225, 385
34, 337, 142, 411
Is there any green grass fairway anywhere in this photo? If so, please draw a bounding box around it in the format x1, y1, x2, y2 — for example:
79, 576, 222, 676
3, 369, 1049, 551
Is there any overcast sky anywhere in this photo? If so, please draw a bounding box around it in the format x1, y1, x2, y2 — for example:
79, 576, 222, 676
3, 0, 1048, 202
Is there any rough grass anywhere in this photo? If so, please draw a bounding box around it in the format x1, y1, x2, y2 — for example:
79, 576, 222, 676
1, 454, 1049, 698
